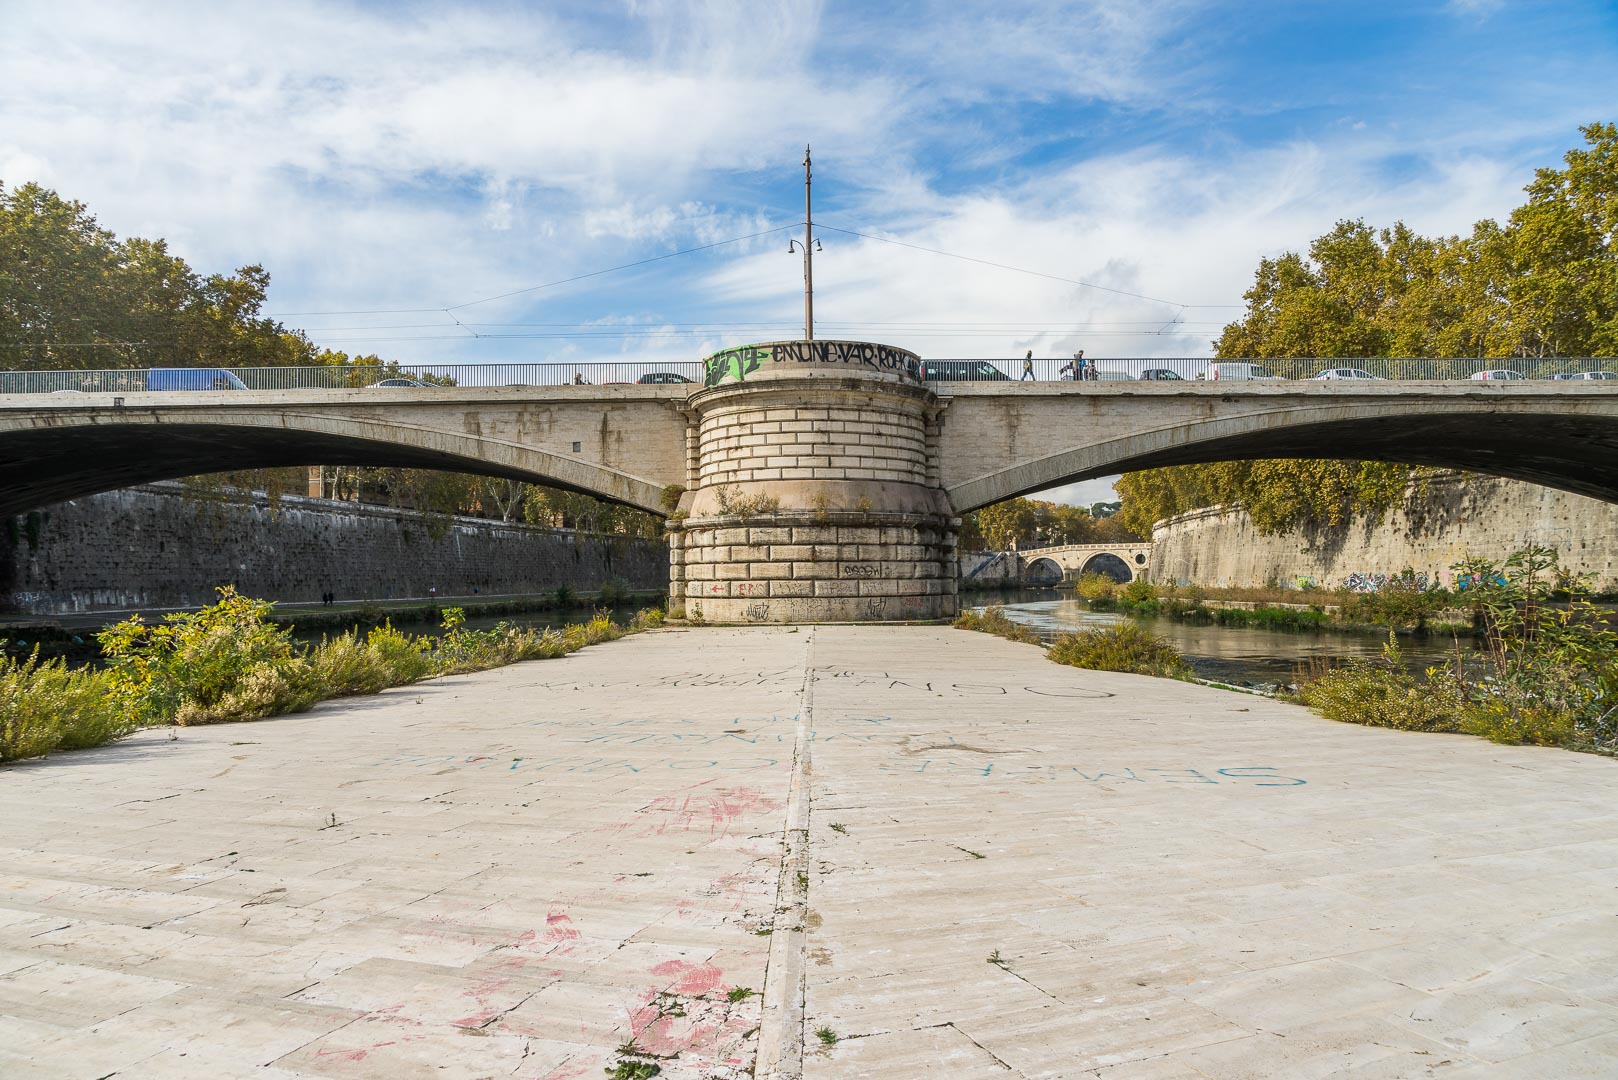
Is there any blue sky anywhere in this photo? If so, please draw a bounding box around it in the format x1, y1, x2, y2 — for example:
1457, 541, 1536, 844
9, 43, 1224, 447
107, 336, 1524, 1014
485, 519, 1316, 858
4, 0, 1616, 501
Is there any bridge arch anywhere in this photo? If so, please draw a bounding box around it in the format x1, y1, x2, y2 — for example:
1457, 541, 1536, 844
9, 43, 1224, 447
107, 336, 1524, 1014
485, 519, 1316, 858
0, 410, 672, 517
1079, 553, 1134, 583
1023, 557, 1064, 586
945, 400, 1618, 513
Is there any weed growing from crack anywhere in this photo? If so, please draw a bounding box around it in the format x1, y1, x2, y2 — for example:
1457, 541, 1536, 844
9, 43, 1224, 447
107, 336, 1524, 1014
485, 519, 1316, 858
816, 1026, 840, 1047
603, 1061, 660, 1080
987, 949, 1007, 967
828, 823, 847, 834
726, 986, 756, 1003
956, 846, 986, 859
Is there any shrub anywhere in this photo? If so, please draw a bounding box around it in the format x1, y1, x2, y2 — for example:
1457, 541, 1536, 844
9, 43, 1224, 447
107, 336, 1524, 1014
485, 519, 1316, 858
1295, 636, 1464, 733
954, 605, 1041, 644
1120, 577, 1156, 604
306, 623, 436, 697
0, 651, 130, 762
99, 587, 311, 727
1047, 623, 1193, 680
1074, 572, 1117, 603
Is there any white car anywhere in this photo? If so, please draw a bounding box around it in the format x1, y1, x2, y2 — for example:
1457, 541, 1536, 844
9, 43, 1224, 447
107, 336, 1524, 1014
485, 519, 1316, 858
1551, 370, 1618, 381
1311, 368, 1385, 381
1469, 369, 1525, 381
1207, 362, 1284, 382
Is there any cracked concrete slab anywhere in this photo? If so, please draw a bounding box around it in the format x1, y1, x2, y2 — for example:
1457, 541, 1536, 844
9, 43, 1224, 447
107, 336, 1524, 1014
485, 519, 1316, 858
1, 625, 1616, 1078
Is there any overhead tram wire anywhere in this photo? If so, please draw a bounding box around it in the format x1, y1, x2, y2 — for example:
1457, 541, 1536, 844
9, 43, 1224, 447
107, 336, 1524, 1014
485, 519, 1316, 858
264, 224, 802, 320
813, 224, 1241, 311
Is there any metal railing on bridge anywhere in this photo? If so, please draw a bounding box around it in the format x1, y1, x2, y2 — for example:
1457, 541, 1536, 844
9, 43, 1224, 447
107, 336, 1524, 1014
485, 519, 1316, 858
2, 357, 1616, 394
922, 357, 1618, 383
0, 362, 708, 394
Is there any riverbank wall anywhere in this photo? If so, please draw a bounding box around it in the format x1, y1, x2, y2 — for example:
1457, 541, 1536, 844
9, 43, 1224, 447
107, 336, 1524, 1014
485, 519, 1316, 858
1, 484, 669, 615
1150, 474, 1618, 591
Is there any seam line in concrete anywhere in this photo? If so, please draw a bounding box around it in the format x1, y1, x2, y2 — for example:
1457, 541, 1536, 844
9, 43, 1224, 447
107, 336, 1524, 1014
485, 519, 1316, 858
756, 627, 814, 1079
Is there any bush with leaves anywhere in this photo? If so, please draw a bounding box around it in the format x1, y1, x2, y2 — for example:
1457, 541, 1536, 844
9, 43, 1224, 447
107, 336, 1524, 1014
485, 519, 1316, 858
1296, 636, 1465, 732
953, 605, 1042, 644
99, 587, 313, 726
1298, 546, 1618, 750
1074, 573, 1118, 603
1047, 623, 1194, 680
0, 650, 131, 762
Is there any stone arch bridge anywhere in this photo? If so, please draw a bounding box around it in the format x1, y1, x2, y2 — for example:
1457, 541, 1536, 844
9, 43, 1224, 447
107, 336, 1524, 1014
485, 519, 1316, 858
4, 349, 1617, 620
1015, 543, 1153, 584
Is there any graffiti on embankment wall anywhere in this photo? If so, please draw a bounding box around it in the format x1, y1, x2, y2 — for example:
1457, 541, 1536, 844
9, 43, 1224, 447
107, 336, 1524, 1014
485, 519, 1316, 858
1151, 474, 1618, 592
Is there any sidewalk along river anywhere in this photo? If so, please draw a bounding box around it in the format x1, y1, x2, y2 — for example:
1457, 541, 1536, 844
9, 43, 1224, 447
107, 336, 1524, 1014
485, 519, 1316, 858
974, 587, 1478, 689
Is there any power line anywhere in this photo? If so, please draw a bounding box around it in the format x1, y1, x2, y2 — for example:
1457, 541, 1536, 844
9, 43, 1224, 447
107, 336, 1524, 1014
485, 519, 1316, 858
814, 224, 1240, 310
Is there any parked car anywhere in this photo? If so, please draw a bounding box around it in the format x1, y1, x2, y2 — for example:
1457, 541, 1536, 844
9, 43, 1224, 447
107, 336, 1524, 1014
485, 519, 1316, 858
1311, 368, 1386, 380
1551, 370, 1618, 380
146, 367, 249, 391
1207, 362, 1283, 381
1469, 369, 1525, 381
1138, 369, 1184, 381
367, 377, 429, 388
637, 372, 695, 385
920, 360, 1010, 382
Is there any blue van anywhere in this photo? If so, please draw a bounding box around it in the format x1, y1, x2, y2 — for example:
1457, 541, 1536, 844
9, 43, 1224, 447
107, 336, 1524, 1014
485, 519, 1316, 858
146, 368, 249, 391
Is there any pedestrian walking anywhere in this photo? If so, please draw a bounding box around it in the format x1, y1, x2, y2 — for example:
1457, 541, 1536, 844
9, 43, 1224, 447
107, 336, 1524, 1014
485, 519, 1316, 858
1020, 349, 1035, 381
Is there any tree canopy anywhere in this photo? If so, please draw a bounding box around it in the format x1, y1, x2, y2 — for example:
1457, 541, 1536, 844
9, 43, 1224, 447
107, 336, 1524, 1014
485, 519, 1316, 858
1117, 122, 1618, 537
962, 497, 1141, 551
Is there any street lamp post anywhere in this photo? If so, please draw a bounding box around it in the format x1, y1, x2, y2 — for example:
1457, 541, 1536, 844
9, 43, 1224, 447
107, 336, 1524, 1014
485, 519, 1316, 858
787, 144, 821, 341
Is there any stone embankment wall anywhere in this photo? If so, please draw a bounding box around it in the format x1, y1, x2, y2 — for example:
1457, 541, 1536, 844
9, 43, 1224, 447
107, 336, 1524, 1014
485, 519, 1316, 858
1150, 474, 1618, 591
1, 484, 669, 615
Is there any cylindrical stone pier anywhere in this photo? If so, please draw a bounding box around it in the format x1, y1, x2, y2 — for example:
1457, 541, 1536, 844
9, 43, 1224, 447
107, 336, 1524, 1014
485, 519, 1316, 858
668, 340, 958, 622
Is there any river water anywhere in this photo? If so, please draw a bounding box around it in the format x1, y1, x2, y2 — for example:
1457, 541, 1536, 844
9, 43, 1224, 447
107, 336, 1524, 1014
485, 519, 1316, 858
973, 588, 1473, 689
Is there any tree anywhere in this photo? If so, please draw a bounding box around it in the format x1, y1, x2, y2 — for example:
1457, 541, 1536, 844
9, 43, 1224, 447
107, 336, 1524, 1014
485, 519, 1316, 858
1119, 123, 1618, 536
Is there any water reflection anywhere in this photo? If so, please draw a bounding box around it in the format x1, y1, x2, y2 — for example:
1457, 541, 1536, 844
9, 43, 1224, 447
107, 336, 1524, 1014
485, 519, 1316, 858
972, 588, 1474, 688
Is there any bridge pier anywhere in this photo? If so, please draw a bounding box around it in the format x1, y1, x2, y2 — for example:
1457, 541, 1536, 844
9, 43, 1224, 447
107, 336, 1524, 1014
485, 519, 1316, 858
668, 341, 958, 623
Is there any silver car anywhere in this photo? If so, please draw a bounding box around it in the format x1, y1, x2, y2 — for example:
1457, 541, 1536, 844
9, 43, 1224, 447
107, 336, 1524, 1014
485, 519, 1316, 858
1311, 368, 1385, 380
1468, 369, 1525, 381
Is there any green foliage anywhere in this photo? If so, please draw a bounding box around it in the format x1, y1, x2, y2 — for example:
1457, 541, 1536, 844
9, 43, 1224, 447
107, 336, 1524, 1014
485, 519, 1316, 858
1115, 459, 1427, 538
953, 605, 1042, 644
1047, 623, 1195, 680
1, 592, 658, 765
1296, 636, 1465, 732
1120, 577, 1156, 604
597, 578, 631, 607
1074, 572, 1118, 602
1341, 570, 1454, 631
1298, 546, 1618, 750
0, 651, 131, 762
0, 180, 318, 370
965, 497, 1141, 551
711, 483, 781, 519
305, 624, 436, 697
1117, 123, 1618, 536
603, 1061, 660, 1080
98, 586, 311, 727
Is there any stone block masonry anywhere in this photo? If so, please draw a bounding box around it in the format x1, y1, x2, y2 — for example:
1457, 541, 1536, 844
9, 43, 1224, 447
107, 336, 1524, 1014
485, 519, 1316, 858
0, 483, 668, 615
670, 343, 959, 623
1150, 472, 1618, 591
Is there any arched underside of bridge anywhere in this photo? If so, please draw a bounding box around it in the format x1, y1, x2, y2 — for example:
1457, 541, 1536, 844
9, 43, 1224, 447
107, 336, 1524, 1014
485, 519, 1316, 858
947, 405, 1618, 513
0, 415, 672, 518
1024, 557, 1064, 585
